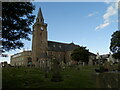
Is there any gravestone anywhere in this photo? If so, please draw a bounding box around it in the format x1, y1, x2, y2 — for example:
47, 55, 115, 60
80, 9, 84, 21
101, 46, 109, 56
104, 61, 111, 70
77, 61, 82, 70
51, 57, 63, 82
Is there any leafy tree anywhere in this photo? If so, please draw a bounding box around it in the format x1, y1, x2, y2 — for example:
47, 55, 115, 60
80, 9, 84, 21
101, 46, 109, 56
110, 30, 120, 59
2, 2, 35, 52
71, 46, 90, 64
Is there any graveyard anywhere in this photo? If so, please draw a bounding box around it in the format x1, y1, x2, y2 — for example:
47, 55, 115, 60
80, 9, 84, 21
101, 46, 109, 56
2, 65, 97, 88
2, 2, 120, 89
2, 64, 120, 88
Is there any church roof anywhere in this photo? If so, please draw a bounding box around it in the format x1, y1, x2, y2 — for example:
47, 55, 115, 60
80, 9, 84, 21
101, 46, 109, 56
48, 41, 79, 52
48, 41, 96, 56
89, 52, 97, 56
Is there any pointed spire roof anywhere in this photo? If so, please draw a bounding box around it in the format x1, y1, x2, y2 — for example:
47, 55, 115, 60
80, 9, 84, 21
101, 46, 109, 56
36, 8, 44, 23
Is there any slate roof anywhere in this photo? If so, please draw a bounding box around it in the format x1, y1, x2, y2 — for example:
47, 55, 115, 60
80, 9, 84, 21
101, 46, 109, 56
89, 52, 97, 56
48, 41, 79, 52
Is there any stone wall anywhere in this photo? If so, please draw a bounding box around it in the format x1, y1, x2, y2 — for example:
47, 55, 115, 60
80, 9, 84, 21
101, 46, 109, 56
10, 51, 32, 67
48, 51, 73, 66
65, 51, 72, 65
48, 51, 65, 63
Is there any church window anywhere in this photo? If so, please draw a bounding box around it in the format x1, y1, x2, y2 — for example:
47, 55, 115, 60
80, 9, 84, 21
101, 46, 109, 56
36, 57, 39, 61
59, 45, 61, 48
41, 19, 43, 22
53, 45, 55, 47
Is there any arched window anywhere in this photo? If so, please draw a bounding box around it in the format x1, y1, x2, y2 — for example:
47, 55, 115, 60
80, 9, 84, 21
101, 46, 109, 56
36, 57, 39, 61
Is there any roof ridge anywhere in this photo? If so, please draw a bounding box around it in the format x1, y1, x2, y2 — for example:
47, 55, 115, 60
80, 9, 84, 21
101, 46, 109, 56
48, 40, 78, 45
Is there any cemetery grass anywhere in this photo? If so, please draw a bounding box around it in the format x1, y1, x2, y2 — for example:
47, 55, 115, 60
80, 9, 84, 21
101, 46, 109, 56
2, 66, 97, 88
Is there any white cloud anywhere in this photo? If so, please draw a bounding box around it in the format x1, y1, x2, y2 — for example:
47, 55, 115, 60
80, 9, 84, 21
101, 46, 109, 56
95, 22, 110, 30
95, 0, 119, 30
103, 6, 117, 23
104, 0, 111, 4
88, 12, 98, 17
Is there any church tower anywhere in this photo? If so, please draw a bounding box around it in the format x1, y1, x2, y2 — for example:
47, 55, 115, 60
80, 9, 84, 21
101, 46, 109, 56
32, 8, 48, 67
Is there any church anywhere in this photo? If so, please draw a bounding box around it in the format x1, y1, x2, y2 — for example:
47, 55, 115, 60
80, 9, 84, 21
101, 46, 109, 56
10, 8, 96, 68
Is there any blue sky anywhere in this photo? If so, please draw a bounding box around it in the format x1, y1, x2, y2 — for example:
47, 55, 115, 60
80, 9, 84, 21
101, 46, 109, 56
1, 2, 118, 63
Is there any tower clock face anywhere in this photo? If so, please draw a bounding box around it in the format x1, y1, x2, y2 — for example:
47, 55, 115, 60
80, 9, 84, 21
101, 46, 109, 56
40, 27, 44, 31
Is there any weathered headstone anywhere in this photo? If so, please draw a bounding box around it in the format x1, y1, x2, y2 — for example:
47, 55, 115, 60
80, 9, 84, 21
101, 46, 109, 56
104, 61, 111, 70
76, 61, 82, 70
51, 57, 63, 82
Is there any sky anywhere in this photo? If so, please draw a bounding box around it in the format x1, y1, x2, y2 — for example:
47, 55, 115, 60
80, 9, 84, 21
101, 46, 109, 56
0, 1, 118, 63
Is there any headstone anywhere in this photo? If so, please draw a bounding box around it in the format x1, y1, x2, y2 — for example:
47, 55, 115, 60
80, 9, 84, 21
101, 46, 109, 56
77, 61, 82, 70
104, 61, 110, 69
88, 56, 93, 65
83, 62, 85, 66
51, 57, 63, 82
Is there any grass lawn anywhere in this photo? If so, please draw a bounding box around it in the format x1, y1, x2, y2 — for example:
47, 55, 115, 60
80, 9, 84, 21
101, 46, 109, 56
2, 65, 97, 88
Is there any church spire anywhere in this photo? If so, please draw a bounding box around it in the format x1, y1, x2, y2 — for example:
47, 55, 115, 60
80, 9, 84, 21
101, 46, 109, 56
36, 8, 44, 23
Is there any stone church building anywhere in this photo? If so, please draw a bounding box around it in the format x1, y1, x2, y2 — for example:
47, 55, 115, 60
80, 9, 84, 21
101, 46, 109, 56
10, 8, 96, 68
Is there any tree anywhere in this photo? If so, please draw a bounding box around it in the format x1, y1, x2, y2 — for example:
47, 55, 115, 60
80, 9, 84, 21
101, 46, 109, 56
71, 46, 90, 64
2, 2, 35, 52
110, 30, 120, 59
